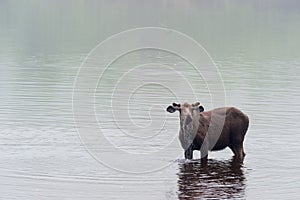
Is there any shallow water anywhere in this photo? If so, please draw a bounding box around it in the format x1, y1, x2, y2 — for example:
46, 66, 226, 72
1, 1, 300, 199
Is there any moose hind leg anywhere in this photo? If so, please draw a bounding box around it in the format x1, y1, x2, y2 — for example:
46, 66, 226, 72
200, 143, 208, 164
238, 144, 245, 158
230, 144, 245, 161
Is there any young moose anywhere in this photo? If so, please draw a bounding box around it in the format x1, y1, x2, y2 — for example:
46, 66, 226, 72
166, 102, 249, 163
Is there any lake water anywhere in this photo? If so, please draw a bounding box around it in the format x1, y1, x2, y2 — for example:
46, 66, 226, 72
1, 1, 300, 199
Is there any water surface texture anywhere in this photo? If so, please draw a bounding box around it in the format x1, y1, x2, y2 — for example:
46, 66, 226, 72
1, 1, 300, 199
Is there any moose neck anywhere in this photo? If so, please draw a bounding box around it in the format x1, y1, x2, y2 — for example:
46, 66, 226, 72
179, 112, 200, 149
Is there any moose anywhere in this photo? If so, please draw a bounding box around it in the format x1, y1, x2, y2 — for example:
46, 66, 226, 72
166, 102, 249, 163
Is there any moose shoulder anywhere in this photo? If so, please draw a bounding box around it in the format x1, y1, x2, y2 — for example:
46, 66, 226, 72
166, 102, 249, 163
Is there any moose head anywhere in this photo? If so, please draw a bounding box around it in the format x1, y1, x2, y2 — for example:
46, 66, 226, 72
166, 102, 204, 126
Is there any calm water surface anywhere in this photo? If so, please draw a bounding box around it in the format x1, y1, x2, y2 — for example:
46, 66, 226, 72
1, 1, 300, 199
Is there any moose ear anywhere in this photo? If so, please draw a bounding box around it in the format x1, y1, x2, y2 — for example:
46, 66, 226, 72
192, 102, 200, 107
198, 106, 204, 112
166, 105, 176, 113
172, 103, 180, 107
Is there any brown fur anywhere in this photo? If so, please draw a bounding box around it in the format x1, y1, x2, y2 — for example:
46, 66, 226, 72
167, 103, 249, 163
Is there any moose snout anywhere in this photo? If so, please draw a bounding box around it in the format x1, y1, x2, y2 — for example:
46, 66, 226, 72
185, 115, 192, 125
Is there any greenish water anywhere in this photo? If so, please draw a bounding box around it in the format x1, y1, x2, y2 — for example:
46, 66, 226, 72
1, 1, 300, 199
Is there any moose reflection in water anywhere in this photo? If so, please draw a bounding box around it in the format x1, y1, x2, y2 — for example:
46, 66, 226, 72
177, 158, 246, 200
